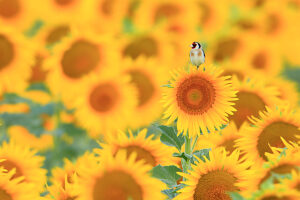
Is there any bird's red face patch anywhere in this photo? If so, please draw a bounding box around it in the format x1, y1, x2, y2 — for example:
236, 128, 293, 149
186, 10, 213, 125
192, 42, 196, 49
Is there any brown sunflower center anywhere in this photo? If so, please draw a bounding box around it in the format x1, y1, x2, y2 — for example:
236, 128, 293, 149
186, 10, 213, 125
154, 4, 180, 22
46, 25, 70, 45
119, 145, 156, 166
260, 164, 297, 185
66, 197, 76, 200
0, 34, 14, 70
214, 38, 241, 62
266, 13, 281, 34
55, 0, 73, 6
89, 83, 120, 113
127, 69, 155, 107
230, 91, 266, 128
236, 19, 256, 30
257, 121, 300, 161
0, 188, 12, 200
0, 160, 23, 180
198, 3, 212, 26
101, 0, 115, 16
295, 182, 300, 191
123, 37, 158, 59
222, 70, 244, 81
93, 170, 143, 200
194, 170, 238, 200
61, 39, 100, 79
219, 139, 237, 154
176, 75, 215, 115
0, 0, 20, 19
252, 51, 268, 69
261, 196, 292, 200
29, 55, 48, 83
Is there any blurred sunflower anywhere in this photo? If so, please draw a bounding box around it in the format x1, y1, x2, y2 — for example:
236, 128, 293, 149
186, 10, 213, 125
162, 65, 237, 136
119, 28, 174, 67
45, 30, 119, 104
250, 185, 300, 200
197, 122, 242, 156
96, 129, 175, 167
279, 169, 300, 191
267, 77, 299, 107
47, 178, 78, 200
71, 72, 137, 137
238, 34, 283, 76
133, 0, 198, 31
174, 148, 254, 200
122, 57, 166, 128
7, 126, 53, 151
220, 61, 254, 81
0, 141, 47, 191
75, 150, 165, 200
229, 77, 280, 128
0, 0, 37, 31
28, 50, 49, 84
0, 24, 35, 92
0, 166, 40, 200
236, 106, 300, 165
87, 0, 131, 34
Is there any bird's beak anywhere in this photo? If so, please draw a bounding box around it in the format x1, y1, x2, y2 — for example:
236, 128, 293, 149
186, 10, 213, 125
190, 44, 193, 47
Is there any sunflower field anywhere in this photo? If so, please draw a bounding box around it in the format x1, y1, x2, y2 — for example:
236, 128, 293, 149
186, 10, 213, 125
1, 0, 300, 200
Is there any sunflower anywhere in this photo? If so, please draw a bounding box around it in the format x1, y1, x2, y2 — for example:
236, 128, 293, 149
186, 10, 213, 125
250, 185, 300, 200
118, 27, 174, 67
133, 0, 198, 32
220, 61, 255, 81
267, 77, 299, 107
47, 178, 78, 200
75, 150, 165, 200
0, 166, 40, 200
122, 57, 166, 128
0, 141, 47, 191
243, 140, 300, 195
0, 23, 35, 92
70, 72, 137, 137
0, 0, 37, 31
44, 29, 119, 104
86, 0, 131, 34
236, 106, 300, 166
229, 77, 280, 129
28, 50, 49, 84
95, 129, 176, 167
196, 122, 242, 156
237, 33, 283, 76
7, 125, 53, 151
174, 148, 254, 200
162, 64, 237, 137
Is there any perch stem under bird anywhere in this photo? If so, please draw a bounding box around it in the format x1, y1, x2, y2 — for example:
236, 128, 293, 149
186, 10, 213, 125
189, 42, 205, 69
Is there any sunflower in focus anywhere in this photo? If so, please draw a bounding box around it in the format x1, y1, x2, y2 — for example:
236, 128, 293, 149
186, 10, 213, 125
75, 150, 165, 200
174, 148, 254, 200
229, 77, 280, 128
0, 141, 47, 191
0, 166, 40, 200
162, 65, 237, 136
45, 29, 119, 104
122, 57, 166, 128
7, 125, 53, 151
236, 106, 300, 165
0, 23, 35, 92
70, 72, 137, 137
96, 129, 176, 167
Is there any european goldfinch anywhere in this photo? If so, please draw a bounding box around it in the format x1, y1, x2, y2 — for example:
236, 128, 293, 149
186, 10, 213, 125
189, 42, 205, 69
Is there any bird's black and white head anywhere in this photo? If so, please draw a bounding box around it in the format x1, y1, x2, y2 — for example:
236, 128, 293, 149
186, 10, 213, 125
191, 42, 201, 49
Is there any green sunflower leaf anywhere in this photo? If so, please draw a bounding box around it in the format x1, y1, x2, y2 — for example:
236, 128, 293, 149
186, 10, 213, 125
228, 192, 246, 200
151, 165, 182, 188
192, 148, 211, 163
159, 125, 184, 151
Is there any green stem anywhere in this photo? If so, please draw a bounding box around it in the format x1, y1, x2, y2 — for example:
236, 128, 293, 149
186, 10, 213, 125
182, 135, 192, 181
191, 135, 199, 152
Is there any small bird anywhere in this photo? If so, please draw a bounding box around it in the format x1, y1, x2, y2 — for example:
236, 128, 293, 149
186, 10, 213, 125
189, 42, 205, 69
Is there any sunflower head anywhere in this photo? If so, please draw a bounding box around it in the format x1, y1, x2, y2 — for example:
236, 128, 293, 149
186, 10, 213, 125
162, 65, 237, 137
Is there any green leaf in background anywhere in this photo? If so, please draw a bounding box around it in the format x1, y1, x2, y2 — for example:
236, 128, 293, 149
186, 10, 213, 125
162, 184, 184, 199
159, 125, 184, 151
151, 165, 182, 188
192, 148, 211, 163
228, 192, 246, 200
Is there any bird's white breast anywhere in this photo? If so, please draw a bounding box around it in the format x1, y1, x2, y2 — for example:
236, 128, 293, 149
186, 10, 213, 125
190, 49, 205, 66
